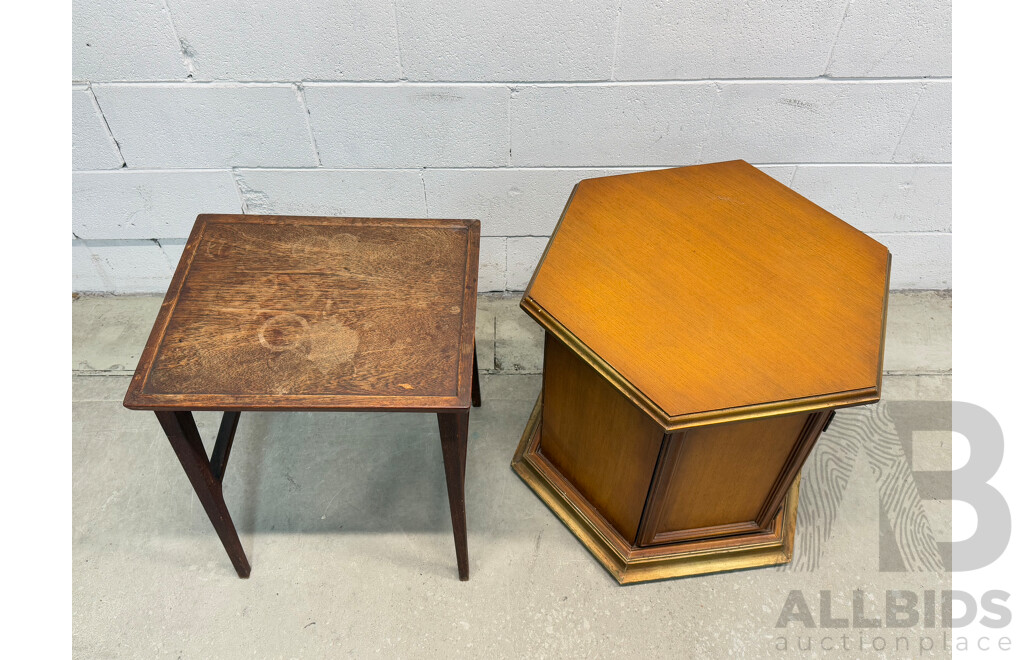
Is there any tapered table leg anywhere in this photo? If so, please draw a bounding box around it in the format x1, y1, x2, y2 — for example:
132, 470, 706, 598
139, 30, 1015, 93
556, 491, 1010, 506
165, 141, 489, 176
437, 410, 470, 580
471, 344, 482, 408
155, 410, 250, 578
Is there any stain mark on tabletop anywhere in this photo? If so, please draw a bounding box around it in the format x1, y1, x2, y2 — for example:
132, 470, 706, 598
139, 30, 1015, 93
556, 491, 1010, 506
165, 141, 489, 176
258, 313, 310, 352
305, 318, 360, 373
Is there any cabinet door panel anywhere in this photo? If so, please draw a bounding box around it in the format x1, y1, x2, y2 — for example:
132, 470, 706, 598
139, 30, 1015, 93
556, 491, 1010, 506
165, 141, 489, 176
640, 413, 815, 545
539, 333, 666, 543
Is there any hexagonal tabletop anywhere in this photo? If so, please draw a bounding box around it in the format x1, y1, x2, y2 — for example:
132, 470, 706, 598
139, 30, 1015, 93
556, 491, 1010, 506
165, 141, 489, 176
522, 160, 890, 428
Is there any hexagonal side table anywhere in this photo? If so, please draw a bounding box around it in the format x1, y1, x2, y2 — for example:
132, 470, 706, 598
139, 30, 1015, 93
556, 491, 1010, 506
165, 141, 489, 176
511, 161, 890, 584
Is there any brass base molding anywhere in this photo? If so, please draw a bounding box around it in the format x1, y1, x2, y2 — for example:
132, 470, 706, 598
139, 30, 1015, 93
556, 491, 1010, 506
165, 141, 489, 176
511, 396, 800, 585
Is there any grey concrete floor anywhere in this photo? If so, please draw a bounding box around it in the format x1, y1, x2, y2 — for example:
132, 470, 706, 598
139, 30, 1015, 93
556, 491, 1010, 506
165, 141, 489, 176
73, 292, 952, 658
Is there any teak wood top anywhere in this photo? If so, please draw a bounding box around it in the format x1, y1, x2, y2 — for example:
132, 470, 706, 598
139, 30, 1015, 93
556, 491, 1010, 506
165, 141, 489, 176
523, 160, 890, 427
124, 214, 480, 412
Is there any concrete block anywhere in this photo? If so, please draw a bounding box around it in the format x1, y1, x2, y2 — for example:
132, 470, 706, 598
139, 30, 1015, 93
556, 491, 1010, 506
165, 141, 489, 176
509, 84, 717, 166
169, 0, 401, 81
73, 170, 241, 239
426, 166, 798, 237
72, 242, 106, 292
478, 237, 506, 292
82, 241, 179, 294
92, 84, 318, 168
73, 88, 123, 170
72, 0, 187, 81
870, 232, 951, 289
703, 82, 924, 163
160, 240, 187, 266
424, 168, 641, 236
615, 1, 845, 80
304, 84, 508, 167
506, 237, 548, 291
757, 165, 796, 186
828, 0, 952, 77
791, 165, 951, 233
396, 0, 618, 81
892, 82, 951, 163
235, 169, 425, 217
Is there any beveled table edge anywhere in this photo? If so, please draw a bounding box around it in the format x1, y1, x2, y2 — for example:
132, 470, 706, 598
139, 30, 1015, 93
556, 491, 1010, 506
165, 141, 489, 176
519, 284, 888, 431
123, 214, 481, 412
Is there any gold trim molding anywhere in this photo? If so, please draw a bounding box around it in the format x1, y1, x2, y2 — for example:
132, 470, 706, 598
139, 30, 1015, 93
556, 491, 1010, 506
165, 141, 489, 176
511, 395, 800, 584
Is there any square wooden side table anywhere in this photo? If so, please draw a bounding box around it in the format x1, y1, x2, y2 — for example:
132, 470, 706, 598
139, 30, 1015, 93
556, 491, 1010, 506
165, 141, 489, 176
124, 214, 481, 580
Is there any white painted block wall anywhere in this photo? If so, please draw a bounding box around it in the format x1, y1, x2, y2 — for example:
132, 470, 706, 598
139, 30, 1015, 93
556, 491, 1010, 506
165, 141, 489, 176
72, 0, 952, 293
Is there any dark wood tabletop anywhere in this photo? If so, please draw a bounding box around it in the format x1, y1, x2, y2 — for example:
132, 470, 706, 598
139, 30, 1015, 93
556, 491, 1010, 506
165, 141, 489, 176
124, 214, 480, 412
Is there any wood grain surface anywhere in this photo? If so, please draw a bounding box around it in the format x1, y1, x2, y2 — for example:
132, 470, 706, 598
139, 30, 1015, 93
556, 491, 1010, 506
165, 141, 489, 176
124, 214, 480, 411
524, 160, 890, 421
511, 394, 803, 584
539, 333, 666, 541
637, 412, 818, 546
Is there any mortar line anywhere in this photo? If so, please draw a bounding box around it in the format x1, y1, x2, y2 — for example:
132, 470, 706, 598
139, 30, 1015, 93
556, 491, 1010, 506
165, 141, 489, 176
69, 368, 955, 377
822, 0, 854, 76
389, 0, 407, 81
502, 237, 509, 292
867, 230, 951, 237
891, 82, 929, 160
507, 86, 513, 166
69, 288, 955, 298
87, 76, 952, 87
70, 230, 950, 243
70, 163, 953, 174
86, 85, 127, 168
70, 230, 953, 245
88, 245, 114, 291
295, 84, 323, 166
153, 238, 177, 270
696, 82, 722, 163
892, 165, 919, 225
419, 171, 429, 215
159, 0, 195, 78
66, 368, 958, 378
229, 169, 250, 213
610, 0, 625, 80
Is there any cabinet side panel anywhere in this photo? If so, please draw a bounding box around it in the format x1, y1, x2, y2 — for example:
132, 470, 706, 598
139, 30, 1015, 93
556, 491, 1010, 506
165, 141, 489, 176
539, 333, 665, 542
650, 413, 811, 540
